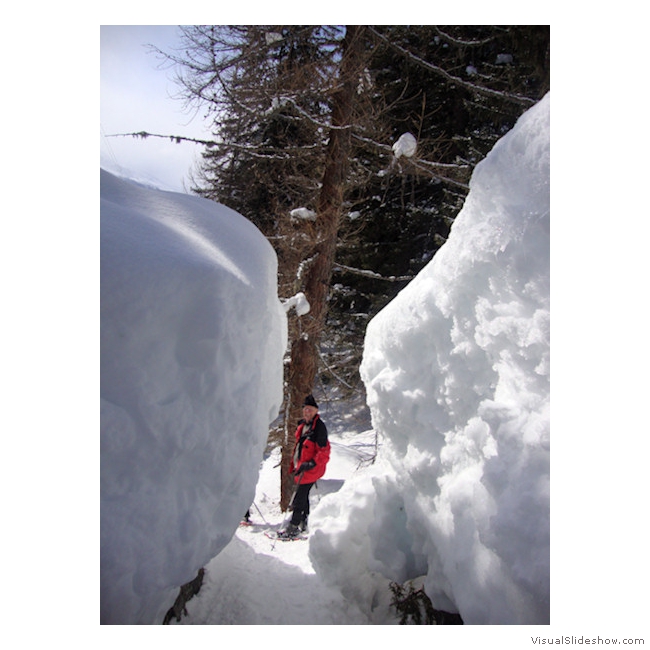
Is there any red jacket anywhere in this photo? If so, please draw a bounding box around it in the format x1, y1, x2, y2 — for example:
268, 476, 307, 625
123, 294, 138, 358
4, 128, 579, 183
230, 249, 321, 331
289, 414, 330, 484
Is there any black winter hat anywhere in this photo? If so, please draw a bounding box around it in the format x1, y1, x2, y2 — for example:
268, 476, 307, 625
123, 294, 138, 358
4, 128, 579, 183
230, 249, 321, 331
303, 394, 318, 408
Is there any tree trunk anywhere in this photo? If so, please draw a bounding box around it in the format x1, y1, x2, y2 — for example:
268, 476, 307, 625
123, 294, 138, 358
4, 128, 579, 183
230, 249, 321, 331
280, 26, 366, 510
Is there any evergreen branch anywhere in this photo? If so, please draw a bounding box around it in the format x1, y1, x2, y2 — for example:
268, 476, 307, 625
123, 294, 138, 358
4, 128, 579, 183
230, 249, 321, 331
317, 348, 358, 392
369, 27, 536, 108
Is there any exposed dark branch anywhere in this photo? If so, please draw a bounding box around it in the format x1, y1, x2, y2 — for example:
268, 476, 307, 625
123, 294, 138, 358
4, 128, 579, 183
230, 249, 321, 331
432, 26, 498, 47
106, 131, 216, 146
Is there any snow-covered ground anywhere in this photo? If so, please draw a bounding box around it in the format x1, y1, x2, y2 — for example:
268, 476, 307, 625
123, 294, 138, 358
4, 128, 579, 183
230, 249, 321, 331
175, 426, 388, 625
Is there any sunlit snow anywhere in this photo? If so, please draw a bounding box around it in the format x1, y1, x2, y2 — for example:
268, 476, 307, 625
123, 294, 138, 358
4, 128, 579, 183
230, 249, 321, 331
100, 171, 286, 624
310, 93, 550, 625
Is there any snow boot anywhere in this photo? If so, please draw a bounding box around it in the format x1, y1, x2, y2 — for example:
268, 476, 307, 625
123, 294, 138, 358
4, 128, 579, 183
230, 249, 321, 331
278, 523, 301, 539
299, 517, 308, 533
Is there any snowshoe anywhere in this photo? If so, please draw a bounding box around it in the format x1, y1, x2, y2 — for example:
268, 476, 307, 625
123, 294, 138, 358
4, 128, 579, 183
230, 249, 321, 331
278, 523, 301, 539
265, 524, 307, 541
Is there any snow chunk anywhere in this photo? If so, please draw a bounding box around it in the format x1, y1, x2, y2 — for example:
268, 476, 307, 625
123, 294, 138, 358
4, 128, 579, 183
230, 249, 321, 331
100, 170, 287, 624
265, 32, 283, 45
392, 132, 417, 159
290, 207, 317, 221
283, 292, 310, 317
310, 94, 550, 625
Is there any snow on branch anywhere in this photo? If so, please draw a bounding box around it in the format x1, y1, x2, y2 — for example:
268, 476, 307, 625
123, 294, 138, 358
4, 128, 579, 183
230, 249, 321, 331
282, 292, 310, 316
290, 207, 317, 221
351, 132, 470, 186
407, 159, 469, 191
333, 263, 413, 282
279, 96, 351, 132
297, 254, 319, 285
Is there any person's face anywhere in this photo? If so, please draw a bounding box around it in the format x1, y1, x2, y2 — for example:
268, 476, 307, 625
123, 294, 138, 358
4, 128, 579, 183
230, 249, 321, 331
303, 405, 318, 422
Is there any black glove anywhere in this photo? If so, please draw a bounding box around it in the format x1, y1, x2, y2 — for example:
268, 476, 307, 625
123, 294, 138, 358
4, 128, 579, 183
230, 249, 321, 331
297, 460, 315, 473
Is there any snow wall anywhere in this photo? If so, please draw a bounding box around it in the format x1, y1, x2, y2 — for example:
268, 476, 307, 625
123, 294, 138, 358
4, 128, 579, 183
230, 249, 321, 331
310, 94, 550, 624
100, 170, 287, 624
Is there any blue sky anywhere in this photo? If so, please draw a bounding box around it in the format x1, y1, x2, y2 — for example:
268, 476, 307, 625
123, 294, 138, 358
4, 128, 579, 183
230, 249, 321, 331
100, 25, 210, 192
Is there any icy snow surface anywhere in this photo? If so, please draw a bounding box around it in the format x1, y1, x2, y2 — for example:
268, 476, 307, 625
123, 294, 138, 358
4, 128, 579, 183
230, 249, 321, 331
310, 94, 550, 624
100, 170, 286, 624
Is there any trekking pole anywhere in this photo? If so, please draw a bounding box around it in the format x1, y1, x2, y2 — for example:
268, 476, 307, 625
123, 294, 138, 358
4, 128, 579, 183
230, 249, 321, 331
251, 500, 270, 527
289, 468, 305, 506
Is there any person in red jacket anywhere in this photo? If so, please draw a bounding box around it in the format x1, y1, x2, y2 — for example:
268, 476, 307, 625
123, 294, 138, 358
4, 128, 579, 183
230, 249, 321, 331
280, 394, 330, 539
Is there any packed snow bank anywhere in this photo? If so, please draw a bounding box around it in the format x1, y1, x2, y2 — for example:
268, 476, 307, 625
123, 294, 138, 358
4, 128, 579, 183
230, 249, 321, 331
100, 170, 287, 624
310, 94, 550, 624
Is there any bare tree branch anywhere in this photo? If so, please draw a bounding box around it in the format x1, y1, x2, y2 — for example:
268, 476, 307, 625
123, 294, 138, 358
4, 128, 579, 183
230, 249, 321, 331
432, 26, 498, 47
106, 131, 215, 146
333, 262, 413, 282
106, 130, 323, 160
